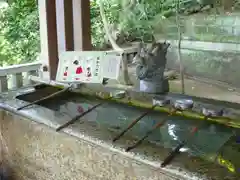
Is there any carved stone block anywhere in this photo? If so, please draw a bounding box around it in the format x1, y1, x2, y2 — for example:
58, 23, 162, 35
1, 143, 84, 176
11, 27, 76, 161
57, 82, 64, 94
135, 41, 170, 94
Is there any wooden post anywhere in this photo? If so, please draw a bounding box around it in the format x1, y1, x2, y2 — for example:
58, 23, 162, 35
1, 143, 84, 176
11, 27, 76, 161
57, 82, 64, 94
38, 0, 59, 80
12, 73, 23, 89
38, 0, 90, 80
72, 0, 92, 50
0, 76, 8, 92
56, 0, 74, 52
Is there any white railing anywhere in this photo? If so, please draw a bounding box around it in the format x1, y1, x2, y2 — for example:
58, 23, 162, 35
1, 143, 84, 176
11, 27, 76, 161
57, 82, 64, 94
0, 48, 138, 93
0, 62, 42, 92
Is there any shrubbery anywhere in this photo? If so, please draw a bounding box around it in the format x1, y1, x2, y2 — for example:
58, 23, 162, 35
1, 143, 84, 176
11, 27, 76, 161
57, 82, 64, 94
0, 0, 233, 65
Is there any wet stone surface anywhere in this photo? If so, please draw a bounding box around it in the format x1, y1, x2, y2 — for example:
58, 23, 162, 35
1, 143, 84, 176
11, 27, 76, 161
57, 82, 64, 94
0, 86, 240, 179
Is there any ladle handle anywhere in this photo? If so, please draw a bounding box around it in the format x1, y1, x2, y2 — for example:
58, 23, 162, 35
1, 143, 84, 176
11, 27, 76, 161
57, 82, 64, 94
161, 126, 199, 167
113, 105, 157, 142
161, 142, 185, 167
56, 101, 104, 132
17, 87, 70, 111
126, 119, 167, 152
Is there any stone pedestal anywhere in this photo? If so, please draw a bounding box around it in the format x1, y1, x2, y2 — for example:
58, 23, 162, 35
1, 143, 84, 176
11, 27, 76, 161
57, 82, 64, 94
139, 79, 169, 94
134, 41, 170, 94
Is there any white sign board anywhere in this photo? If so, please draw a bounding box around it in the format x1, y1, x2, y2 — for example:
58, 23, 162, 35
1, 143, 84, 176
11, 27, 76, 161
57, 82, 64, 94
102, 52, 122, 80
56, 51, 122, 84
56, 51, 104, 83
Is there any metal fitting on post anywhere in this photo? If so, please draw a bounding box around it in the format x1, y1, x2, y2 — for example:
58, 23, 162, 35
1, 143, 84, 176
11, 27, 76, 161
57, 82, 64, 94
152, 98, 171, 107
202, 108, 224, 119
173, 99, 194, 111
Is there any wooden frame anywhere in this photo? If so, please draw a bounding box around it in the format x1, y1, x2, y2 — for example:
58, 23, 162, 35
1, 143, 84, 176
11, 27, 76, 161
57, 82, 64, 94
38, 0, 91, 80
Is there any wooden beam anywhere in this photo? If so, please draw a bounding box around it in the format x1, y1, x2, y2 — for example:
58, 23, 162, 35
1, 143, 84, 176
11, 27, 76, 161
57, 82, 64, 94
64, 0, 74, 51
56, 0, 66, 52
45, 0, 59, 80
38, 0, 59, 80
72, 0, 92, 50
56, 0, 74, 52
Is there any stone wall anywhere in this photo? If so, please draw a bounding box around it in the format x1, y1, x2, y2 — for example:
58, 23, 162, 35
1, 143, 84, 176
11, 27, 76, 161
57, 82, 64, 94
166, 44, 240, 87
155, 13, 240, 88
0, 110, 177, 180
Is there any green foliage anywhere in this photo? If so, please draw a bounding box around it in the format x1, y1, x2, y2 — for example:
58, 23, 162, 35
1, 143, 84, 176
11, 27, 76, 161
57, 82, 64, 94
90, 0, 105, 48
0, 0, 39, 65
94, 0, 159, 45
0, 0, 226, 65
90, 0, 193, 45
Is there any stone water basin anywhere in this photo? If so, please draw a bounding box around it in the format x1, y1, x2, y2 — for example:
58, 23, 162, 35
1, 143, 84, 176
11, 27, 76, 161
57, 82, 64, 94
1, 85, 240, 179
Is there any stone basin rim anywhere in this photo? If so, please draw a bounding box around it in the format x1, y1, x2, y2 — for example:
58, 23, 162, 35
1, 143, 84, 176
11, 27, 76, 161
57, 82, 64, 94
7, 83, 240, 129
0, 87, 213, 180
0, 105, 206, 180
